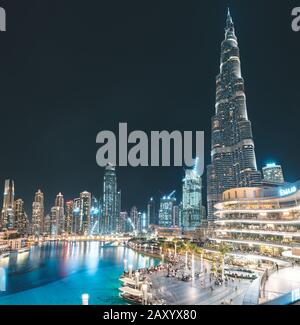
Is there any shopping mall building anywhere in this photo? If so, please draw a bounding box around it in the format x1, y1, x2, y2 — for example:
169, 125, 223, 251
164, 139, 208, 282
209, 182, 300, 260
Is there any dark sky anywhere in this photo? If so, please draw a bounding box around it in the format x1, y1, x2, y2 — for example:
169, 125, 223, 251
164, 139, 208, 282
0, 0, 300, 214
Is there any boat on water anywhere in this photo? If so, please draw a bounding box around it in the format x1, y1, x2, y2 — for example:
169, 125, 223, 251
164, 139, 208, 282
119, 286, 143, 304
17, 247, 30, 254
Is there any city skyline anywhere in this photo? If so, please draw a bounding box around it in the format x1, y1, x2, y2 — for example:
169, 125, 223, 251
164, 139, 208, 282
0, 1, 299, 213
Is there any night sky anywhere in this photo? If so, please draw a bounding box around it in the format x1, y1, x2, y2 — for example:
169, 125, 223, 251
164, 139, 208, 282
0, 0, 300, 215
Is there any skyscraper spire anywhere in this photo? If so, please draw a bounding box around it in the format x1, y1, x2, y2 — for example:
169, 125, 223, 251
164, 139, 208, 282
226, 7, 234, 30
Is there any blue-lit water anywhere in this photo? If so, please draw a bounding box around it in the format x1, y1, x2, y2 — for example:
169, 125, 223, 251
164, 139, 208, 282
0, 241, 159, 305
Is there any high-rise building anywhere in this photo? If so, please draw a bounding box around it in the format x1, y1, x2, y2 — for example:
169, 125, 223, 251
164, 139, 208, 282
31, 189, 44, 237
102, 165, 118, 233
90, 196, 100, 235
130, 206, 139, 232
116, 190, 122, 233
207, 9, 261, 221
14, 199, 28, 235
50, 192, 65, 235
1, 179, 15, 229
172, 205, 179, 227
158, 192, 176, 227
64, 200, 73, 234
119, 211, 128, 233
44, 214, 51, 235
182, 160, 204, 230
262, 163, 284, 184
72, 198, 80, 234
147, 197, 157, 225
79, 191, 91, 235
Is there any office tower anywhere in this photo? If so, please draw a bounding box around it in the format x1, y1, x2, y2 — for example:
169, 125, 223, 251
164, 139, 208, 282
90, 196, 100, 235
14, 199, 28, 235
72, 198, 80, 234
50, 206, 60, 236
262, 163, 284, 184
158, 191, 176, 227
130, 206, 139, 232
51, 192, 65, 235
79, 191, 91, 235
147, 197, 157, 225
119, 211, 128, 233
182, 161, 204, 230
102, 165, 118, 233
142, 212, 149, 232
116, 190, 122, 233
1, 179, 15, 229
64, 200, 73, 234
172, 205, 179, 227
207, 9, 261, 221
31, 189, 44, 236
44, 214, 51, 235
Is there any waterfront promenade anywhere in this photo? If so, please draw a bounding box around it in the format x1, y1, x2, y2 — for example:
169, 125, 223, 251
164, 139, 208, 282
260, 266, 300, 303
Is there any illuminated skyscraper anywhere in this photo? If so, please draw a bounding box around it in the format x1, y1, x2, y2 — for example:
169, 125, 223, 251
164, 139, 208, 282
182, 159, 204, 230
31, 189, 44, 237
90, 196, 100, 235
130, 206, 139, 232
1, 179, 15, 229
102, 165, 118, 233
64, 200, 73, 234
207, 9, 261, 221
158, 191, 176, 227
51, 192, 65, 235
72, 198, 80, 234
14, 199, 28, 235
147, 197, 157, 225
79, 191, 91, 235
262, 163, 284, 184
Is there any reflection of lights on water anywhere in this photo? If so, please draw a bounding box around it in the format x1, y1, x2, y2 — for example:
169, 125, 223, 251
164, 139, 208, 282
0, 267, 6, 292
81, 293, 89, 305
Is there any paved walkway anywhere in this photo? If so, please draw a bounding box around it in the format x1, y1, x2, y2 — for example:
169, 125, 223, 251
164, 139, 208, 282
261, 266, 300, 303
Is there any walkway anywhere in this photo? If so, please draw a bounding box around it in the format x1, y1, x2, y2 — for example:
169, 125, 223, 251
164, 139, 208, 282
261, 266, 300, 303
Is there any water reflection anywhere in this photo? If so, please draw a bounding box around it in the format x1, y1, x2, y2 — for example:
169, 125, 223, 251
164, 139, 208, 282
0, 241, 159, 305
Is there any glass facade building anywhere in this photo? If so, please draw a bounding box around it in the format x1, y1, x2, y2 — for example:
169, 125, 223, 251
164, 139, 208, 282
207, 10, 261, 221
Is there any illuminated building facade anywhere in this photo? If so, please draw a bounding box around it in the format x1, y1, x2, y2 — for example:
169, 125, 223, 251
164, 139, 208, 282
51, 192, 64, 235
102, 165, 118, 233
147, 197, 157, 225
182, 161, 204, 230
207, 9, 261, 221
31, 189, 44, 236
158, 192, 176, 227
79, 191, 91, 235
14, 199, 28, 235
130, 206, 139, 232
64, 200, 73, 234
210, 182, 300, 260
262, 163, 284, 184
1, 179, 15, 230
90, 196, 100, 235
72, 198, 80, 234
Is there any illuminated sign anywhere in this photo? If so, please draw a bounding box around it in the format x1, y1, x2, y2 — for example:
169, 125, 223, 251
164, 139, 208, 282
279, 186, 297, 197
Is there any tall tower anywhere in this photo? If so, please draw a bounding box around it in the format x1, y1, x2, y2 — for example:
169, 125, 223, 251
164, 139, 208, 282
147, 197, 157, 225
262, 163, 284, 184
32, 189, 44, 236
14, 198, 28, 235
158, 191, 176, 228
51, 192, 65, 235
79, 191, 91, 235
102, 165, 118, 234
182, 158, 204, 230
1, 179, 15, 229
207, 9, 261, 221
